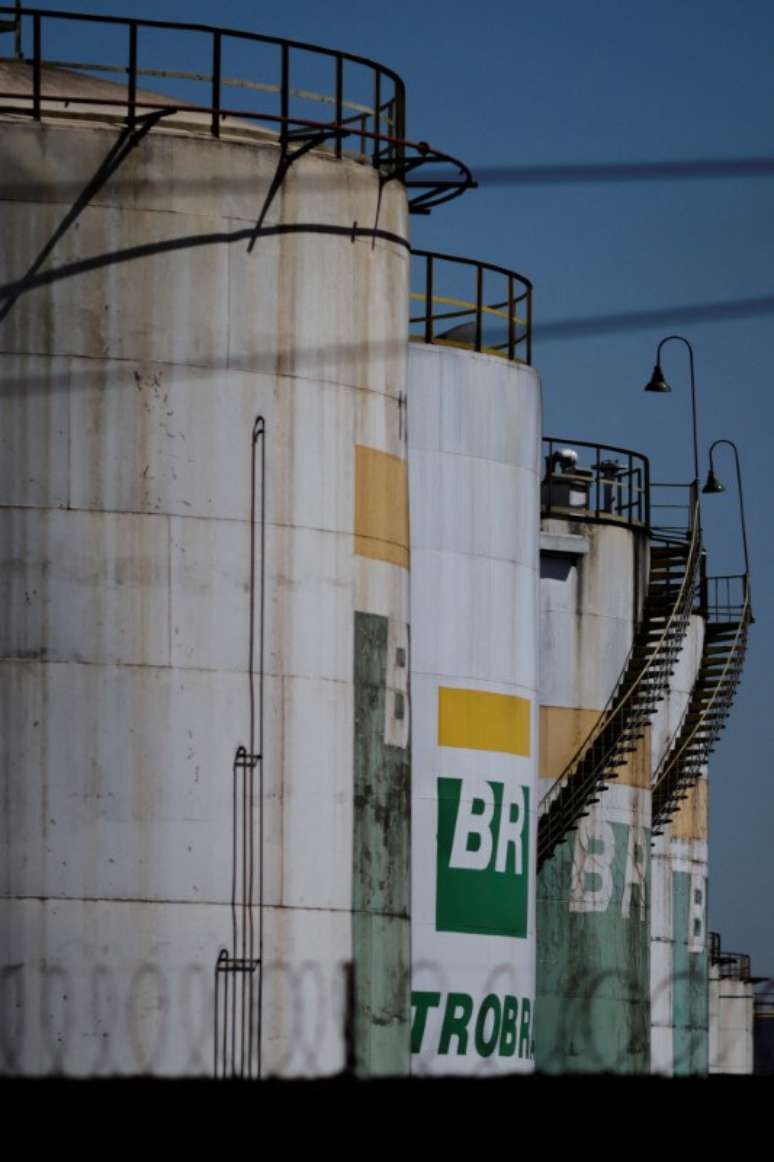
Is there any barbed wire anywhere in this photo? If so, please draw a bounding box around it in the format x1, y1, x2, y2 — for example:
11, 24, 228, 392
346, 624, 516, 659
1, 956, 733, 1078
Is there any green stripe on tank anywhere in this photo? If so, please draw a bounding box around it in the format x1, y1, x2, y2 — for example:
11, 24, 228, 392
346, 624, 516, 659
352, 611, 411, 1075
672, 870, 709, 1075
536, 818, 650, 1073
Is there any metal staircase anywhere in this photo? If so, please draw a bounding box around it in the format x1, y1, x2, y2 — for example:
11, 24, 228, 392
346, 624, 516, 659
537, 486, 702, 870
651, 572, 751, 832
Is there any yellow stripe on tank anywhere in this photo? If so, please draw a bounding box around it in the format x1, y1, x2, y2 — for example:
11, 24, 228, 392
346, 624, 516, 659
438, 687, 531, 756
539, 705, 651, 788
354, 444, 409, 569
671, 776, 708, 841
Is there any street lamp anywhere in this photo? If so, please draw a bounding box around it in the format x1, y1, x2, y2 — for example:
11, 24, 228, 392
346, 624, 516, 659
702, 439, 751, 578
644, 335, 700, 485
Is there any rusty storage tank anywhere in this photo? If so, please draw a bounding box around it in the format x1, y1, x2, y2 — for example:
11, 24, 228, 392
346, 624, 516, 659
0, 9, 472, 1077
407, 252, 541, 1075
535, 447, 715, 1072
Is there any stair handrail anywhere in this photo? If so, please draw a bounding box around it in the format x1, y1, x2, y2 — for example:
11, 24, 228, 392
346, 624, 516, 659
538, 484, 702, 857
651, 572, 751, 826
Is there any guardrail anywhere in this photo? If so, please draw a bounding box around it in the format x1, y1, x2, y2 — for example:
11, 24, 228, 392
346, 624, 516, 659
651, 567, 751, 832
712, 947, 753, 981
541, 437, 649, 528
705, 573, 749, 623
410, 250, 532, 363
0, 7, 474, 212
650, 481, 696, 542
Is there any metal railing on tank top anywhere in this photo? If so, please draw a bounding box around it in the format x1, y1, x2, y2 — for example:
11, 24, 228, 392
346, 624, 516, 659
410, 250, 533, 364
0, 5, 474, 212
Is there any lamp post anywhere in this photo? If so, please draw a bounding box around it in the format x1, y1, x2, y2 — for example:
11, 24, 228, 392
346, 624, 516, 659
702, 439, 751, 578
644, 335, 700, 486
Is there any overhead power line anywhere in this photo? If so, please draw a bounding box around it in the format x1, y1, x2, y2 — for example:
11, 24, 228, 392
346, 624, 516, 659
536, 295, 774, 340
462, 157, 774, 186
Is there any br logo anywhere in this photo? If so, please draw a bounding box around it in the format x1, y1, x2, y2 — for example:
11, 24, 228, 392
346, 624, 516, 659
436, 776, 530, 938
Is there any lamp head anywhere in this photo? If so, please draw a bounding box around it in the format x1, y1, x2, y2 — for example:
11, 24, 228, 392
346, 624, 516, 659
702, 468, 725, 495
644, 363, 671, 393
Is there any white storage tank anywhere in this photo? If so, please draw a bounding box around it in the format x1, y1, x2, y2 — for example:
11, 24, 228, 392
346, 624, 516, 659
407, 251, 541, 1075
709, 939, 755, 1074
536, 446, 652, 1073
0, 11, 476, 1077
536, 466, 734, 1076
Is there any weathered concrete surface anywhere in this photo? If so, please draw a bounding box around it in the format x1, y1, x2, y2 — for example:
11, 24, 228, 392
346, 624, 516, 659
408, 343, 541, 1076
352, 611, 410, 1076
0, 896, 352, 1077
1, 108, 410, 1076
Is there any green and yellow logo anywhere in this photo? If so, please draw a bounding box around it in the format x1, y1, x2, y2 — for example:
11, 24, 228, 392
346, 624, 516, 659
436, 777, 530, 938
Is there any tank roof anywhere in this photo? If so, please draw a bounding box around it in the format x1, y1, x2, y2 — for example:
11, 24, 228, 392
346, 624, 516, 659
0, 6, 475, 212
0, 58, 272, 142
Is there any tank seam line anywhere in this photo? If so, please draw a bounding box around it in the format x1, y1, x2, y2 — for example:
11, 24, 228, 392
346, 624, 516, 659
411, 668, 536, 684
413, 547, 538, 567
418, 446, 539, 467
0, 200, 405, 233
0, 503, 361, 537
2, 893, 408, 917
0, 192, 410, 236
0, 347, 408, 398
0, 657, 356, 681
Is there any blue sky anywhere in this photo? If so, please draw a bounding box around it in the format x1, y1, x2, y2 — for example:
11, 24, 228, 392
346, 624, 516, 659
20, 0, 774, 971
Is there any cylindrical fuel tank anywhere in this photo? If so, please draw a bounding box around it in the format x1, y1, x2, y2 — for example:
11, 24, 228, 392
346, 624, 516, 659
0, 68, 410, 1076
650, 615, 708, 1076
709, 956, 754, 1074
408, 339, 541, 1075
536, 508, 651, 1073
